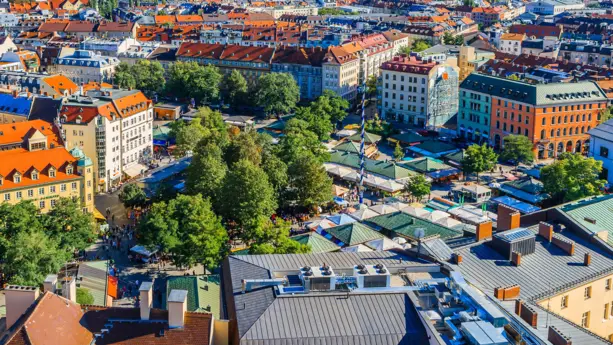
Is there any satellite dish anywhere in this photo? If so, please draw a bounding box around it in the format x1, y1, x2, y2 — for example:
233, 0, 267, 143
414, 228, 425, 239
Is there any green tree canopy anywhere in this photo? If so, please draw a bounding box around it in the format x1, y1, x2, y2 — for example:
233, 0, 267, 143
43, 198, 96, 251
600, 106, 612, 124
294, 106, 333, 141
366, 75, 378, 95
119, 183, 147, 208
277, 119, 330, 164
167, 62, 222, 104
113, 62, 136, 90
186, 142, 227, 202
218, 159, 277, 230
223, 131, 262, 167
541, 153, 605, 203
500, 135, 535, 166
285, 154, 333, 209
130, 60, 166, 96
173, 118, 206, 157
248, 218, 310, 254
77, 287, 95, 305
393, 142, 404, 161
411, 39, 431, 52
404, 174, 431, 202
139, 194, 228, 269
221, 69, 248, 106
462, 144, 498, 182
319, 90, 350, 124
261, 152, 288, 198
254, 73, 300, 116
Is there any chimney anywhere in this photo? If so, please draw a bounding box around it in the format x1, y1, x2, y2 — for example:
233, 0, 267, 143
512, 251, 521, 266
497, 204, 520, 231
538, 222, 553, 242
548, 326, 572, 345
43, 274, 58, 293
515, 299, 522, 315
552, 235, 575, 255
167, 289, 188, 328
454, 253, 462, 264
139, 281, 153, 320
584, 253, 591, 266
5, 286, 40, 329
62, 276, 76, 303
476, 220, 493, 241
12, 89, 18, 98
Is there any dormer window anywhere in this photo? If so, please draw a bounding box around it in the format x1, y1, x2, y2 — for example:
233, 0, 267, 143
66, 166, 73, 175
31, 170, 38, 180
13, 172, 20, 184
49, 168, 56, 178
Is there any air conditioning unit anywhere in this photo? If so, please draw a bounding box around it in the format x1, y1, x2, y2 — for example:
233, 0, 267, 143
353, 264, 391, 289
300, 265, 337, 292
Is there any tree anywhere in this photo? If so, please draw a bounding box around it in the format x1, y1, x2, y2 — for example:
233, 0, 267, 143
500, 135, 535, 167
454, 35, 464, 45
43, 198, 96, 252
223, 131, 262, 167
600, 106, 613, 124
254, 73, 300, 116
246, 217, 310, 254
541, 153, 606, 203
119, 183, 147, 208
320, 90, 350, 124
393, 142, 404, 161
113, 62, 136, 90
294, 106, 333, 141
285, 155, 333, 209
139, 194, 228, 269
261, 152, 288, 198
174, 118, 206, 157
166, 62, 222, 104
463, 0, 476, 6
366, 75, 378, 96
218, 159, 277, 229
462, 144, 498, 183
365, 114, 395, 138
130, 60, 166, 96
221, 70, 248, 106
193, 107, 229, 147
277, 119, 330, 164
399, 45, 412, 55
411, 39, 431, 52
77, 288, 95, 305
4, 229, 68, 286
186, 142, 227, 201
404, 174, 431, 202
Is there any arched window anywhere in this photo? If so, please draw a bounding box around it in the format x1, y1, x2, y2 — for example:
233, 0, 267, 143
564, 116, 567, 123
551, 129, 555, 137
551, 117, 555, 125
582, 114, 586, 121
556, 129, 561, 136
563, 128, 567, 136
541, 129, 546, 139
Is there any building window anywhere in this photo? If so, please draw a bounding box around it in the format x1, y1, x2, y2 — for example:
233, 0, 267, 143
16, 191, 21, 199
49, 169, 55, 178
585, 286, 592, 299
50, 199, 56, 208
27, 189, 33, 197
50, 185, 56, 193
600, 147, 609, 158
607, 279, 612, 291
71, 182, 77, 190
3, 193, 9, 201
39, 200, 45, 209
31, 171, 38, 180
61, 184, 67, 192
67, 166, 73, 175
582, 311, 590, 328
542, 118, 546, 126
38, 187, 44, 195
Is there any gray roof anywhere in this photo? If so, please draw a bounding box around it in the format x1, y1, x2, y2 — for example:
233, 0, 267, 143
461, 73, 607, 105
240, 293, 429, 345
588, 119, 613, 142
498, 299, 609, 345
449, 225, 613, 300
227, 252, 437, 344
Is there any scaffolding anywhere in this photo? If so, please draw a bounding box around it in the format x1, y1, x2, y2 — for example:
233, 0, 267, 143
427, 65, 459, 129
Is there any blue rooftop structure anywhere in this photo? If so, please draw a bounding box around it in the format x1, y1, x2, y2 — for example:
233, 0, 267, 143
0, 93, 32, 117
492, 196, 541, 214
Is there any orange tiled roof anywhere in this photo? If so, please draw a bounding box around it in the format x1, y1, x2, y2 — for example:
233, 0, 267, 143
176, 14, 203, 22
82, 81, 112, 92
0, 147, 81, 191
0, 119, 61, 148
155, 15, 176, 24
501, 33, 525, 41
43, 75, 78, 95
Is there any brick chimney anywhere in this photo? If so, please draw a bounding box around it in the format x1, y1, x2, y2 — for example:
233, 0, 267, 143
512, 251, 521, 266
453, 253, 462, 265
139, 281, 153, 320
168, 289, 188, 328
584, 253, 591, 266
476, 220, 492, 241
515, 299, 522, 315
497, 204, 520, 231
539, 222, 553, 242
552, 235, 575, 255
548, 326, 572, 345
519, 302, 538, 328
43, 274, 58, 293
5, 285, 40, 329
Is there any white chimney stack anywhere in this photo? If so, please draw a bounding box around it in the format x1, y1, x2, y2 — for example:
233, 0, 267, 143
5, 285, 40, 329
43, 274, 58, 294
167, 289, 188, 329
62, 276, 76, 303
139, 281, 153, 320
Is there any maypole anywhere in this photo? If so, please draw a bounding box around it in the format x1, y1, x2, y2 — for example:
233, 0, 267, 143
358, 83, 367, 205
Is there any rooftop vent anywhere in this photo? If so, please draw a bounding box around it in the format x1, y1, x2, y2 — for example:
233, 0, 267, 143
491, 228, 536, 261
584, 217, 597, 224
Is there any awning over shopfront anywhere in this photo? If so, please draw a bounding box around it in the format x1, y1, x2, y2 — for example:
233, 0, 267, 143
124, 163, 148, 178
